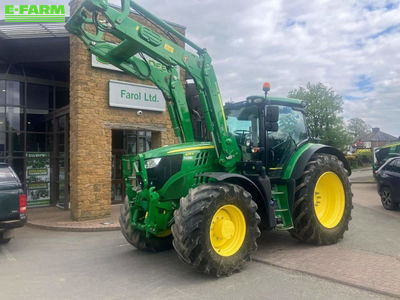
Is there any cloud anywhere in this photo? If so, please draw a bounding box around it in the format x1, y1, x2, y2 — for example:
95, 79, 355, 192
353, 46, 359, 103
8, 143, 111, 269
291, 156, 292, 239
123, 0, 400, 136
4, 0, 399, 136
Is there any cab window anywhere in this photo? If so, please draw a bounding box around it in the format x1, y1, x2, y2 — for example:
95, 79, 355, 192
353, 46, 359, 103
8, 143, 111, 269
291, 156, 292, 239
268, 106, 308, 146
226, 105, 259, 147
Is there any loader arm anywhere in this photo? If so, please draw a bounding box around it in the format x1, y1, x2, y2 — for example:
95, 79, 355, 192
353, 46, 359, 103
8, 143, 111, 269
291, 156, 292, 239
66, 0, 241, 168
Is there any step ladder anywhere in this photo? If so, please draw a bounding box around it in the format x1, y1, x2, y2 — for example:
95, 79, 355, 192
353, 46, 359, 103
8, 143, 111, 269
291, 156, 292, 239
271, 184, 294, 230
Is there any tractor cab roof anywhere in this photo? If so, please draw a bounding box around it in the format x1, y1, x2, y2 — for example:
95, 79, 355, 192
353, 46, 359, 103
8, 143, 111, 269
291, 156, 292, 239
224, 96, 306, 109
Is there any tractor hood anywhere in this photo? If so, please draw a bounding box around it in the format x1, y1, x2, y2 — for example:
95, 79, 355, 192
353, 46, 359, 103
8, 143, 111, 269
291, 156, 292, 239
139, 142, 215, 160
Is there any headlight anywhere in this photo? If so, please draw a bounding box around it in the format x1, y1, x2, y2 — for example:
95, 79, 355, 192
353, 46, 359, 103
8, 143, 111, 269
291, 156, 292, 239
144, 157, 162, 169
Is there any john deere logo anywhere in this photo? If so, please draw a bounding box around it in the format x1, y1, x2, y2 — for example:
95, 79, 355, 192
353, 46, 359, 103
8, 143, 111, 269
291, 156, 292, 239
5, 5, 65, 23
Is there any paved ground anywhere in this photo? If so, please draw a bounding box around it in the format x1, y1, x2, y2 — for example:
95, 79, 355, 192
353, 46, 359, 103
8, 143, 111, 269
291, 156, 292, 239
27, 205, 121, 231
254, 183, 400, 298
0, 227, 390, 300
350, 167, 375, 183
2, 183, 399, 299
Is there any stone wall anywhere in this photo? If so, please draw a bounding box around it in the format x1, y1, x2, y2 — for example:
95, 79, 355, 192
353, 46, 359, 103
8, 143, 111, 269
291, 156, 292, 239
69, 0, 182, 220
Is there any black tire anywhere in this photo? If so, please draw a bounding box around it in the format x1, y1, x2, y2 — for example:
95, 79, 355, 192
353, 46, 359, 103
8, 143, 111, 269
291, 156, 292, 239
0, 232, 11, 244
290, 154, 352, 245
119, 196, 172, 252
172, 183, 260, 277
380, 186, 398, 210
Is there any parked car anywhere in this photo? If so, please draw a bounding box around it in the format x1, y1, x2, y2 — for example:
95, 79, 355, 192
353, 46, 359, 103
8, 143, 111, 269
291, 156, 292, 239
0, 163, 27, 244
373, 142, 400, 175
375, 157, 400, 210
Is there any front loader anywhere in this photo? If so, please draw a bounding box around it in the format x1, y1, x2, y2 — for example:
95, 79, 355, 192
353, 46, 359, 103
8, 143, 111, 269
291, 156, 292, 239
66, 0, 352, 276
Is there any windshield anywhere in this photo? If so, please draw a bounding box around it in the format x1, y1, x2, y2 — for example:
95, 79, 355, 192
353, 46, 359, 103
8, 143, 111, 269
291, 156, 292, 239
226, 105, 259, 146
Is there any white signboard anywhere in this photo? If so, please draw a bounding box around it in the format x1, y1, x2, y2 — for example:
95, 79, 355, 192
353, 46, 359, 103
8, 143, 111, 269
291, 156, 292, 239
109, 80, 166, 112
91, 54, 180, 76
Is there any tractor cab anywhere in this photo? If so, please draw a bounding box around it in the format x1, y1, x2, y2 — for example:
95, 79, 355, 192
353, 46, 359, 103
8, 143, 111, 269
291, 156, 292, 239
225, 85, 308, 177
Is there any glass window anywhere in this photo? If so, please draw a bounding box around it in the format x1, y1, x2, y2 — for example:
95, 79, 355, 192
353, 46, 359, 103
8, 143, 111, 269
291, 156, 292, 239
8, 64, 24, 76
0, 106, 5, 132
27, 83, 51, 110
226, 105, 259, 147
112, 130, 124, 150
269, 106, 308, 146
6, 81, 23, 106
57, 133, 65, 154
27, 112, 47, 132
126, 133, 137, 154
393, 159, 400, 172
0, 65, 8, 74
57, 115, 66, 131
26, 133, 48, 152
0, 80, 5, 105
6, 106, 24, 132
0, 131, 5, 157
7, 132, 25, 156
55, 87, 69, 109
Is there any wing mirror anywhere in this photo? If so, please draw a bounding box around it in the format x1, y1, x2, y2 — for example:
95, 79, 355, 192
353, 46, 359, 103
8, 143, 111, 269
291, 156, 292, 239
265, 105, 279, 132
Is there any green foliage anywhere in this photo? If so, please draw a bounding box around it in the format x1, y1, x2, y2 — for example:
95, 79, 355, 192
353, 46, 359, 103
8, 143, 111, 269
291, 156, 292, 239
345, 151, 373, 169
347, 118, 371, 139
288, 82, 351, 150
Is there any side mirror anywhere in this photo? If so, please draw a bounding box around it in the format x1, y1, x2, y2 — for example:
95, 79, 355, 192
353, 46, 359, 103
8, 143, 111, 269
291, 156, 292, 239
266, 105, 279, 122
265, 105, 279, 132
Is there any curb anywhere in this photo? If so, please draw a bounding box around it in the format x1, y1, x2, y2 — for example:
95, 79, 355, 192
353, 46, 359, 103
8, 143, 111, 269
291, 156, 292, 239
27, 222, 121, 232
252, 257, 399, 299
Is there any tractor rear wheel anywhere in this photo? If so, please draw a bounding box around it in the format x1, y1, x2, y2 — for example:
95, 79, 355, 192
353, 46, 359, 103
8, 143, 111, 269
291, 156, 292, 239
172, 183, 260, 277
119, 196, 172, 252
290, 154, 352, 245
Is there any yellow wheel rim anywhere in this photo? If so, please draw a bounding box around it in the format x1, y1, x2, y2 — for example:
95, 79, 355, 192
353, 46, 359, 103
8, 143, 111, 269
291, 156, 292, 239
314, 171, 345, 228
209, 204, 246, 257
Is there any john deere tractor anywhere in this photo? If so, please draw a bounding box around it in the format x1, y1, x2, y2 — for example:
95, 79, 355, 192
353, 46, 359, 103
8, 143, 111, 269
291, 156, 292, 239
66, 0, 352, 276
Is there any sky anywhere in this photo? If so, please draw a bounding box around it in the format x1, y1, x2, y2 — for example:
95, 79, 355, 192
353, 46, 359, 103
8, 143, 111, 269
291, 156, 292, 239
1, 0, 399, 137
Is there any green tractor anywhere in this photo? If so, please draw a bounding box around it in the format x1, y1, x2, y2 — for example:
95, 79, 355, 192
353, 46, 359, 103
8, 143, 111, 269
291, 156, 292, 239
66, 0, 352, 276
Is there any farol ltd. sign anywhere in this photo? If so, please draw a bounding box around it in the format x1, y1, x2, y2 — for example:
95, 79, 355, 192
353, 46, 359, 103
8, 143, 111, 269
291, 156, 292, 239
109, 80, 166, 112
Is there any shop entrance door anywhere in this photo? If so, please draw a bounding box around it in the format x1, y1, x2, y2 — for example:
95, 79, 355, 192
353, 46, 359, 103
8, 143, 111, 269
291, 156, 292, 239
112, 130, 152, 203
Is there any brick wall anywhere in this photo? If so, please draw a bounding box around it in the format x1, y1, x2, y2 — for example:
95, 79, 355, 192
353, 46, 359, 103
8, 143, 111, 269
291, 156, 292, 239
69, 0, 182, 220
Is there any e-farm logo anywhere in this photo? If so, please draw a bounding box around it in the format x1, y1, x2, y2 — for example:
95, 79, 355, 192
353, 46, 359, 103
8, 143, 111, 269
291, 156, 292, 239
4, 4, 65, 23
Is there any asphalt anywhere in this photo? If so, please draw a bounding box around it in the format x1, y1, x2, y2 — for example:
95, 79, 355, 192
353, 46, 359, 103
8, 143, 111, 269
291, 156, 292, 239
350, 167, 375, 183
25, 180, 400, 298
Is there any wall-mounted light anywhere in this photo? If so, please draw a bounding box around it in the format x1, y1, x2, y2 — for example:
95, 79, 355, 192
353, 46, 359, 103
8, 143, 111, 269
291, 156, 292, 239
1, 89, 5, 92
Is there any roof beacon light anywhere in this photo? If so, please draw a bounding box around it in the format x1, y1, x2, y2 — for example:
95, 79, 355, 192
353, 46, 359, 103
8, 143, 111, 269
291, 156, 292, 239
263, 82, 271, 99
263, 82, 271, 93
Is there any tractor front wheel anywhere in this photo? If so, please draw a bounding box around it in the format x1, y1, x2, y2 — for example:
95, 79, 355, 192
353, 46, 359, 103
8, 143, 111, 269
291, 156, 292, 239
119, 196, 172, 252
172, 183, 260, 277
290, 154, 352, 245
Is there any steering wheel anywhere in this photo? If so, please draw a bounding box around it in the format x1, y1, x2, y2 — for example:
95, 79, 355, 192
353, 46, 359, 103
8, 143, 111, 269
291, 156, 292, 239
234, 130, 250, 136
234, 130, 250, 145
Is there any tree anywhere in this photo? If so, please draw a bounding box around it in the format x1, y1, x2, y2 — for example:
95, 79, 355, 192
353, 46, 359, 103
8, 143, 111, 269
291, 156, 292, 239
288, 82, 351, 150
347, 118, 371, 139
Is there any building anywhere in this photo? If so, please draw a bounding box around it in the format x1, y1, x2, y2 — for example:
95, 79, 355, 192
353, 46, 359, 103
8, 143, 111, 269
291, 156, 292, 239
0, 2, 184, 220
353, 127, 398, 150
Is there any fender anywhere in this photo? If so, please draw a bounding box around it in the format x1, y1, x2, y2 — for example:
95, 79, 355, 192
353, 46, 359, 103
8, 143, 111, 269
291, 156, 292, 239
201, 172, 276, 229
283, 144, 351, 181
